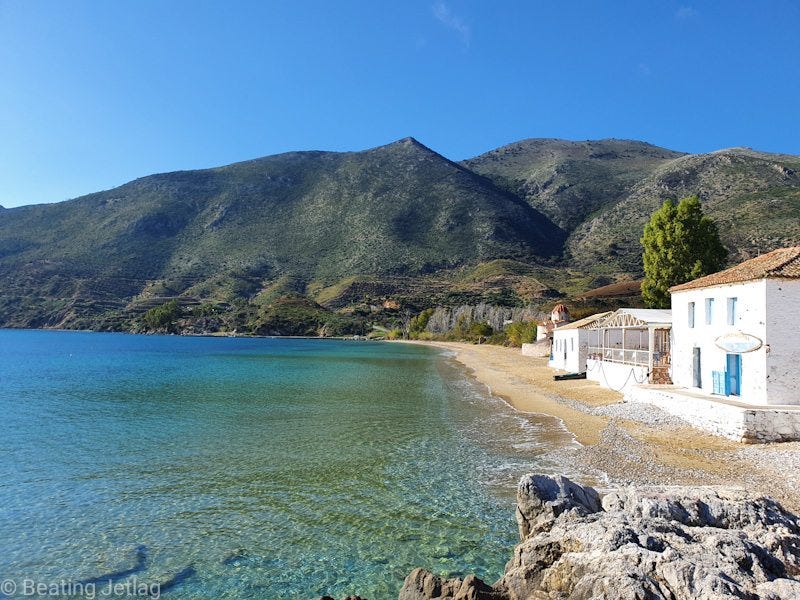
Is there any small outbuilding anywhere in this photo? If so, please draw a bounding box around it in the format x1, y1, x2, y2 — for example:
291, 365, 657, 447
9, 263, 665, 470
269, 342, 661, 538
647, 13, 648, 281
536, 304, 570, 342
549, 312, 611, 374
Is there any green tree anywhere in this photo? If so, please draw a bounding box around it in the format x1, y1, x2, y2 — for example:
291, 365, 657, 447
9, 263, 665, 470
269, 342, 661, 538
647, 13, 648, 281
142, 300, 182, 331
641, 196, 727, 308
467, 321, 493, 341
505, 321, 537, 347
409, 308, 434, 336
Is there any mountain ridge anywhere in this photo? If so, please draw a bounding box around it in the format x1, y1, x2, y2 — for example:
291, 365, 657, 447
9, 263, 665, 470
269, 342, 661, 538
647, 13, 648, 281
1, 136, 799, 332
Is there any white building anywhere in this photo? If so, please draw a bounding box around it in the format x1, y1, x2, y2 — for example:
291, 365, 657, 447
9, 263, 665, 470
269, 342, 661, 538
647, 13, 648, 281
626, 247, 800, 442
536, 304, 570, 342
669, 247, 800, 406
548, 312, 611, 373
585, 308, 672, 391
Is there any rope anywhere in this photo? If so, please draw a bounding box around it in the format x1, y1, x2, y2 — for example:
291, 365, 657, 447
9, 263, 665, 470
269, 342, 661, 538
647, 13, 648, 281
596, 360, 650, 393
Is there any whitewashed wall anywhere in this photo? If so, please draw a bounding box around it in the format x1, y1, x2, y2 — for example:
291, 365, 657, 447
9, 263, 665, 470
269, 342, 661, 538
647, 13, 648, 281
671, 280, 768, 405
586, 359, 648, 392
549, 329, 584, 372
765, 279, 800, 405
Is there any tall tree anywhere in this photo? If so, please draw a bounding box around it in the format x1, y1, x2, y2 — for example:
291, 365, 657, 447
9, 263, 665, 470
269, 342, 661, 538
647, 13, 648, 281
640, 196, 727, 307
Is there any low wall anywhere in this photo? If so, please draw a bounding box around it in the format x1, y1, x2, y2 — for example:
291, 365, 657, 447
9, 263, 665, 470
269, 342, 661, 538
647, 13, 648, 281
522, 341, 550, 357
586, 359, 648, 393
625, 386, 800, 443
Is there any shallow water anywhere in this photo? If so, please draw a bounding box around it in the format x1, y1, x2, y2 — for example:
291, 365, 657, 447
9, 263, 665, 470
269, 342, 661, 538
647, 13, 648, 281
0, 331, 575, 598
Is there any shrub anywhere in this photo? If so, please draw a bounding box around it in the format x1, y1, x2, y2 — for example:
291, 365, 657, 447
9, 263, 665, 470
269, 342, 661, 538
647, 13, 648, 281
386, 328, 404, 340
505, 321, 537, 347
142, 300, 182, 331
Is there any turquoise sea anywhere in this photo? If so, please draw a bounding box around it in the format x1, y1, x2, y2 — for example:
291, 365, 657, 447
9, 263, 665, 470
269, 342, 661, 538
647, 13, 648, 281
0, 330, 574, 599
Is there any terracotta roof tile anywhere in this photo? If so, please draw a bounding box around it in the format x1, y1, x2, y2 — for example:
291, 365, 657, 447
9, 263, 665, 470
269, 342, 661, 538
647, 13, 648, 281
670, 246, 800, 292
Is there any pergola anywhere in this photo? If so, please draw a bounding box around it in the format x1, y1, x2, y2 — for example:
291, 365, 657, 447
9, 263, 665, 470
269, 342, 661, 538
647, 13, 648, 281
587, 309, 672, 382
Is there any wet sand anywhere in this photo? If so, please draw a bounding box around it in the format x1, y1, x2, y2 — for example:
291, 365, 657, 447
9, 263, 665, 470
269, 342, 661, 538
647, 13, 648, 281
412, 341, 800, 513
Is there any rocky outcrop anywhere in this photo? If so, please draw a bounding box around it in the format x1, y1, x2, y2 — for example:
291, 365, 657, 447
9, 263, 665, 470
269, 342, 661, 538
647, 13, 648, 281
398, 568, 504, 600
400, 474, 800, 600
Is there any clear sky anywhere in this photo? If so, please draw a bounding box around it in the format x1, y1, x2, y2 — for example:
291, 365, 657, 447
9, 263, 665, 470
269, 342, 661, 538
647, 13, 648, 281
1, 1, 799, 208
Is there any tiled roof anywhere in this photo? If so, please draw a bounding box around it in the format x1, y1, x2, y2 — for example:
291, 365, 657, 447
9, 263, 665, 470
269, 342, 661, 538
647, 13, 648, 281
670, 246, 800, 292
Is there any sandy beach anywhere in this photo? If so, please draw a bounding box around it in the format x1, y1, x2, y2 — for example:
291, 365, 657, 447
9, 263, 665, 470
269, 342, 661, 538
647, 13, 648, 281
414, 341, 800, 513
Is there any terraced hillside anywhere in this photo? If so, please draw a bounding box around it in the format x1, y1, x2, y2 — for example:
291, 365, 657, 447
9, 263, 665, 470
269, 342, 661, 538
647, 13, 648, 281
1, 136, 799, 332
0, 138, 563, 329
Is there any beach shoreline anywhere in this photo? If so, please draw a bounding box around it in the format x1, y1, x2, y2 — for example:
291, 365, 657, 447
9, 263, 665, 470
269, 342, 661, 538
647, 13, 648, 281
405, 340, 800, 513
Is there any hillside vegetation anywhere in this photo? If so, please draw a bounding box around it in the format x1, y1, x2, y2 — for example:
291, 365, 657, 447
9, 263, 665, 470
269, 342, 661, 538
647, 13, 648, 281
467, 140, 800, 275
1, 136, 799, 333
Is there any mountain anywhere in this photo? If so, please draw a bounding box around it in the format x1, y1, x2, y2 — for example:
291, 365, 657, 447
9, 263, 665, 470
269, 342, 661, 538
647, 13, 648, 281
566, 148, 800, 271
462, 138, 686, 232
0, 137, 564, 329
2, 136, 799, 332
466, 140, 800, 274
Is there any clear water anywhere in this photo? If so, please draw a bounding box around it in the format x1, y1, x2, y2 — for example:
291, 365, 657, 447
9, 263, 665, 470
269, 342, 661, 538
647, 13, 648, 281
0, 331, 575, 599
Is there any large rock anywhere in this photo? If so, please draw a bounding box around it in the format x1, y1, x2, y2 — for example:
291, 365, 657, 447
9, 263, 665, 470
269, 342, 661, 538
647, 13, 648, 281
401, 474, 800, 600
398, 568, 503, 600
515, 474, 602, 538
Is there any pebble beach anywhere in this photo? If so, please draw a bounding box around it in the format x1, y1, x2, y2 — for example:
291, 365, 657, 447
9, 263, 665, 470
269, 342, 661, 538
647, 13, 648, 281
418, 341, 800, 513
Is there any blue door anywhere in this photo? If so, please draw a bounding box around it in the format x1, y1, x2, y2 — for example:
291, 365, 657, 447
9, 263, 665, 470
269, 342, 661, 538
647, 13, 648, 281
726, 354, 741, 396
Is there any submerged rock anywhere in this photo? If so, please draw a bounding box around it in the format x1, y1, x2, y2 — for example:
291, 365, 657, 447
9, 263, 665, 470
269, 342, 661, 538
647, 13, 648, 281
401, 474, 800, 600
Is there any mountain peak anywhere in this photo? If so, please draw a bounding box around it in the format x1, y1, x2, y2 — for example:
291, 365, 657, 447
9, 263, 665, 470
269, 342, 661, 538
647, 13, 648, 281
384, 136, 437, 153
374, 136, 446, 159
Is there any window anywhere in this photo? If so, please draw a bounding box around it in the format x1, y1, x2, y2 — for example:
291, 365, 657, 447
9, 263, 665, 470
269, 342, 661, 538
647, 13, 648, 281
705, 298, 714, 325
570, 338, 574, 351
727, 297, 737, 326
688, 302, 695, 328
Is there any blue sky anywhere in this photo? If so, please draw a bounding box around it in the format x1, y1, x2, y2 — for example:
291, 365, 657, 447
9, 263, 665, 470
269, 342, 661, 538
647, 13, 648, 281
1, 1, 799, 208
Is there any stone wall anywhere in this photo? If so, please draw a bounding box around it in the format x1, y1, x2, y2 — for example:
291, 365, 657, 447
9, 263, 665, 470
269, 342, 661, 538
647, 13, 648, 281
626, 385, 800, 442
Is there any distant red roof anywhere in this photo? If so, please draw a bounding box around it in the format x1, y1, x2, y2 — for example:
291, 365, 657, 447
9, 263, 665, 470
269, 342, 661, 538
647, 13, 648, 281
670, 246, 800, 292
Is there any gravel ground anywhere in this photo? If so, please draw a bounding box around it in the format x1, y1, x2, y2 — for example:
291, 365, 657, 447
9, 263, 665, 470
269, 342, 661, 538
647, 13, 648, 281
424, 342, 800, 514
534, 373, 800, 511
577, 397, 691, 429
548, 398, 800, 512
